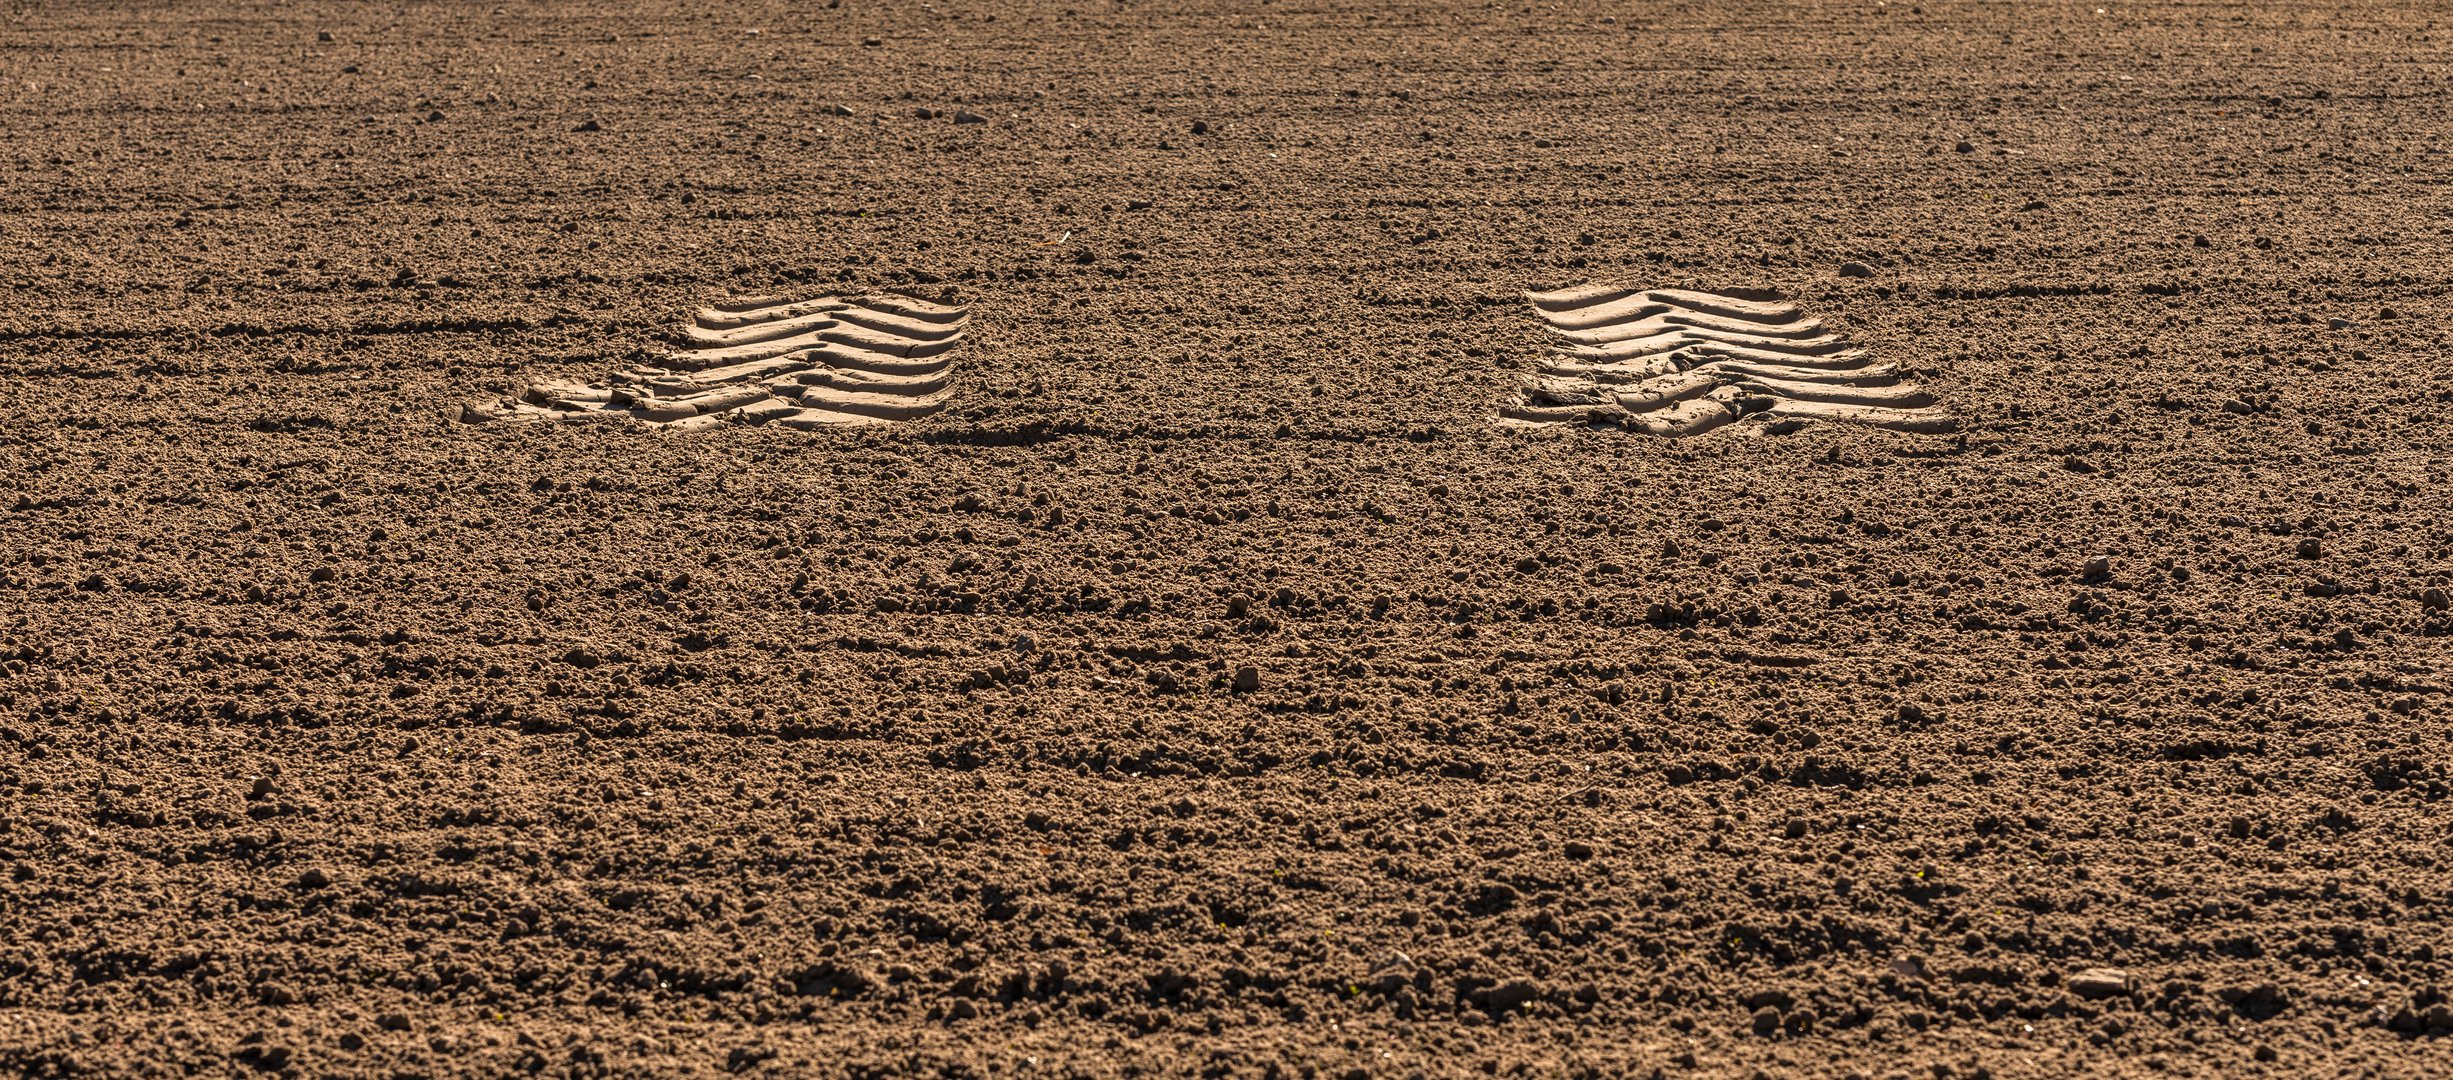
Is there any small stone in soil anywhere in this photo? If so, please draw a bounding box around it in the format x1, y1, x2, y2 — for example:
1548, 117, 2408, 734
2067, 967, 2131, 999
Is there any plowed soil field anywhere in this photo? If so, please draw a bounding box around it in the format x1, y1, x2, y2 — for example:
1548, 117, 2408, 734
2, 1, 2449, 1076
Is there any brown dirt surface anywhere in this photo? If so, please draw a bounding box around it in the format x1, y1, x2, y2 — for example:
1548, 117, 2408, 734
3, 1, 2451, 1077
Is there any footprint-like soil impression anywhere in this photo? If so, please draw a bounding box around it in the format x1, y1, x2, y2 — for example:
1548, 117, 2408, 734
464, 293, 969, 430
1503, 284, 1954, 437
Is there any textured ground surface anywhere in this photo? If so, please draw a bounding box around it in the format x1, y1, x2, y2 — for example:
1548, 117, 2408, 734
3, 1, 2451, 1076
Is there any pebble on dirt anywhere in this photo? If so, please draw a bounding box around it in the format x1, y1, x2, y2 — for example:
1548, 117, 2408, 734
2068, 968, 2132, 1000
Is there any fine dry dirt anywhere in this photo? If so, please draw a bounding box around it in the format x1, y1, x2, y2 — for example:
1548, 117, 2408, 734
2, 1, 2450, 1077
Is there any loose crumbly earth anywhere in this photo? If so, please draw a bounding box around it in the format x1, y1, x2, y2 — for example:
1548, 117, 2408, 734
2, 1, 2450, 1077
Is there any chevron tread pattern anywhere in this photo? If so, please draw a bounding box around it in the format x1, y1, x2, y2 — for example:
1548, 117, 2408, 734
1504, 285, 1953, 437
462, 293, 969, 431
